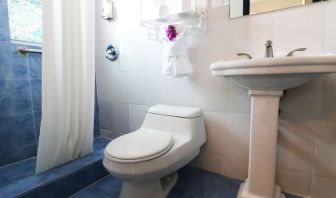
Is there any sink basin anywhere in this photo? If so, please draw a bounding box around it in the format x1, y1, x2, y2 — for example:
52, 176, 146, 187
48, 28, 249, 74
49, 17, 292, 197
210, 55, 336, 90
209, 55, 336, 198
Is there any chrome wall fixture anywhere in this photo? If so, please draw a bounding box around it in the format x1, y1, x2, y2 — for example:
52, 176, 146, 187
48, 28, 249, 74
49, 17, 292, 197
16, 46, 42, 55
105, 44, 119, 61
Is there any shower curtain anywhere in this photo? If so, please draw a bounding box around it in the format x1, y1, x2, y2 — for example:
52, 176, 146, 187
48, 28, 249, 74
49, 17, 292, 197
36, 0, 95, 173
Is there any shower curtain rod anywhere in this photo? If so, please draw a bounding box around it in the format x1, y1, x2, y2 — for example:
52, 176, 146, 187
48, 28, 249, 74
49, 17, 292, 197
16, 46, 42, 55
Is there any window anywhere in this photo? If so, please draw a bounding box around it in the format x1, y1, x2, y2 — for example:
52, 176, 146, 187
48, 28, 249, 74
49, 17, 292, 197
7, 0, 42, 44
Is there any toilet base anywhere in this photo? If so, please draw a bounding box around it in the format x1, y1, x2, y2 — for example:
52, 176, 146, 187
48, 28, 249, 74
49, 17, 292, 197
119, 172, 178, 198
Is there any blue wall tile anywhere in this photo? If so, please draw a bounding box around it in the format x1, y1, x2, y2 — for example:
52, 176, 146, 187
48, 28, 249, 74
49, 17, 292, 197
0, 79, 32, 116
0, 113, 36, 152
31, 79, 41, 111
94, 83, 100, 137
0, 43, 28, 78
28, 52, 42, 79
0, 2, 10, 41
34, 111, 41, 142
0, 5, 41, 165
0, 144, 37, 167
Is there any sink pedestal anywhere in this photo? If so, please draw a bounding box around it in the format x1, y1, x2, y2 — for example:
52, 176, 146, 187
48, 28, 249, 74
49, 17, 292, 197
237, 90, 285, 198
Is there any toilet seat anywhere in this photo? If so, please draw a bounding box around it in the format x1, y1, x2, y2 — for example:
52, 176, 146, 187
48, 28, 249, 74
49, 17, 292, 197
105, 129, 174, 163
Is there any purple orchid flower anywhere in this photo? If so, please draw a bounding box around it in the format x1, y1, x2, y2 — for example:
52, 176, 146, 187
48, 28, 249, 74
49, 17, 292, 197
166, 25, 177, 41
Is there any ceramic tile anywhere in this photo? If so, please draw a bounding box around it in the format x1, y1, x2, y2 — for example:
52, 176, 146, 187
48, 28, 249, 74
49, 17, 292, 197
38, 161, 108, 198
320, 74, 336, 121
71, 187, 113, 198
96, 73, 129, 104
227, 80, 251, 113
219, 155, 248, 181
100, 129, 123, 140
0, 138, 110, 197
0, 144, 36, 167
276, 168, 312, 197
0, 2, 10, 42
0, 158, 36, 186
144, 71, 169, 105
0, 42, 28, 78
193, 151, 248, 181
279, 78, 322, 121
192, 152, 224, 175
194, 68, 230, 112
0, 79, 32, 116
111, 103, 130, 134
311, 176, 336, 198
0, 113, 36, 152
277, 119, 318, 174
144, 39, 164, 71
202, 112, 250, 161
273, 3, 326, 56
314, 120, 336, 179
225, 9, 274, 59
201, 111, 227, 155
167, 75, 195, 107
325, 2, 336, 54
129, 104, 148, 131
30, 79, 41, 111
98, 100, 114, 130
34, 111, 41, 142
28, 52, 42, 79
225, 113, 250, 161
127, 71, 147, 104
123, 36, 147, 71
94, 86, 101, 138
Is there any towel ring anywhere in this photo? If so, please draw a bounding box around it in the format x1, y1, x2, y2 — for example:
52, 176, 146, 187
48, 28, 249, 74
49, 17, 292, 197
106, 44, 119, 61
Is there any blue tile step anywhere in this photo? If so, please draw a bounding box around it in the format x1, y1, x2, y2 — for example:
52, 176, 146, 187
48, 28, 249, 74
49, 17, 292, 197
71, 166, 303, 198
0, 137, 110, 198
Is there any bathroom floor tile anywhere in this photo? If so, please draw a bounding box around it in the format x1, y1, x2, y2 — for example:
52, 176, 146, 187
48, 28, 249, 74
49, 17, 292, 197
70, 166, 303, 198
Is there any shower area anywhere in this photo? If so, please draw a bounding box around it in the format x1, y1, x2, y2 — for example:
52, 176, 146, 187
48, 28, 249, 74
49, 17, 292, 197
0, 1, 109, 197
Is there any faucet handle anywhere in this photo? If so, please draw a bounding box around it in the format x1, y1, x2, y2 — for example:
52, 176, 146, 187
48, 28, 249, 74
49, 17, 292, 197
286, 48, 307, 57
237, 53, 253, 59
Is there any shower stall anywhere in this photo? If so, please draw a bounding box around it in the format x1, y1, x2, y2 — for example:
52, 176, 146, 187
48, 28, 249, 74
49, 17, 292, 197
0, 1, 107, 197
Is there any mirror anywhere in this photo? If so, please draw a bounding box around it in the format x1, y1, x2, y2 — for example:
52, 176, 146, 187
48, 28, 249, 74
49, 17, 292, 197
230, 0, 328, 19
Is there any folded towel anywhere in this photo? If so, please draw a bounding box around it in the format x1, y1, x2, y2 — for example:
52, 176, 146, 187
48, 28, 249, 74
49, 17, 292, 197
162, 26, 192, 77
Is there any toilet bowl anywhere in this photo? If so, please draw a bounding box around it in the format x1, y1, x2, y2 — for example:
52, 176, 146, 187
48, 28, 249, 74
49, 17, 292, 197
103, 104, 207, 198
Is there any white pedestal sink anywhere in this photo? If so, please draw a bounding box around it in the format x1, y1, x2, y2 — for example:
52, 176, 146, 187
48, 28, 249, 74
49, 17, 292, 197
210, 55, 336, 198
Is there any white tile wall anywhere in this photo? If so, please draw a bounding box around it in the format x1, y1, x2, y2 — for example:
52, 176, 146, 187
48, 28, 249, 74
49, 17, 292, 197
273, 3, 327, 56
311, 176, 336, 198
95, 0, 336, 197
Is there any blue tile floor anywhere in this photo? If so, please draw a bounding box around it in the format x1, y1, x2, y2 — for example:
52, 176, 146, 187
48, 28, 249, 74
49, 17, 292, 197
0, 137, 110, 197
71, 166, 302, 198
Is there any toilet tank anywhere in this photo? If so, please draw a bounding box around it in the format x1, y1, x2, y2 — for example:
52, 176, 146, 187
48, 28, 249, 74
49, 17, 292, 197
141, 105, 206, 146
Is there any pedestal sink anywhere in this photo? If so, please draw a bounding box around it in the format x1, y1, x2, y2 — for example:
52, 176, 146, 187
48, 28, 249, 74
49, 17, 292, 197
210, 55, 336, 198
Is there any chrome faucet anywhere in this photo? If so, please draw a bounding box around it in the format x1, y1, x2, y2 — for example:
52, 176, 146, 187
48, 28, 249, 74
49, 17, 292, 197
265, 40, 273, 58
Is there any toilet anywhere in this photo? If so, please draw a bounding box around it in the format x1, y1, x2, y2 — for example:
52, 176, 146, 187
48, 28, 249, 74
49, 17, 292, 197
103, 104, 207, 198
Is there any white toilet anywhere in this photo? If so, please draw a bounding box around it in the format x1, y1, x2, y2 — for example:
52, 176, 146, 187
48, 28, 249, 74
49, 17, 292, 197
103, 104, 207, 198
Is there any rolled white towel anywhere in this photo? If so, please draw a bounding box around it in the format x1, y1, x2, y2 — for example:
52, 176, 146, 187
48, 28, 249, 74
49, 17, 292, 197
101, 0, 114, 20
162, 26, 193, 77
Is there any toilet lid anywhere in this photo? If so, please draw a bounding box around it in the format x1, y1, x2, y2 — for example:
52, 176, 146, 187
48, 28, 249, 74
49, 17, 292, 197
105, 129, 174, 163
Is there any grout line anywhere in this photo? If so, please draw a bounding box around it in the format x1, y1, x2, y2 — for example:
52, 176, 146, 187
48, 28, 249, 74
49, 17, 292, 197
26, 50, 38, 145
0, 156, 36, 170
310, 122, 321, 195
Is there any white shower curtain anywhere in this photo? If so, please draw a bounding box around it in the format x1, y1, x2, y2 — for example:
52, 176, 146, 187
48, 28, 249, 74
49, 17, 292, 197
36, 0, 95, 173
